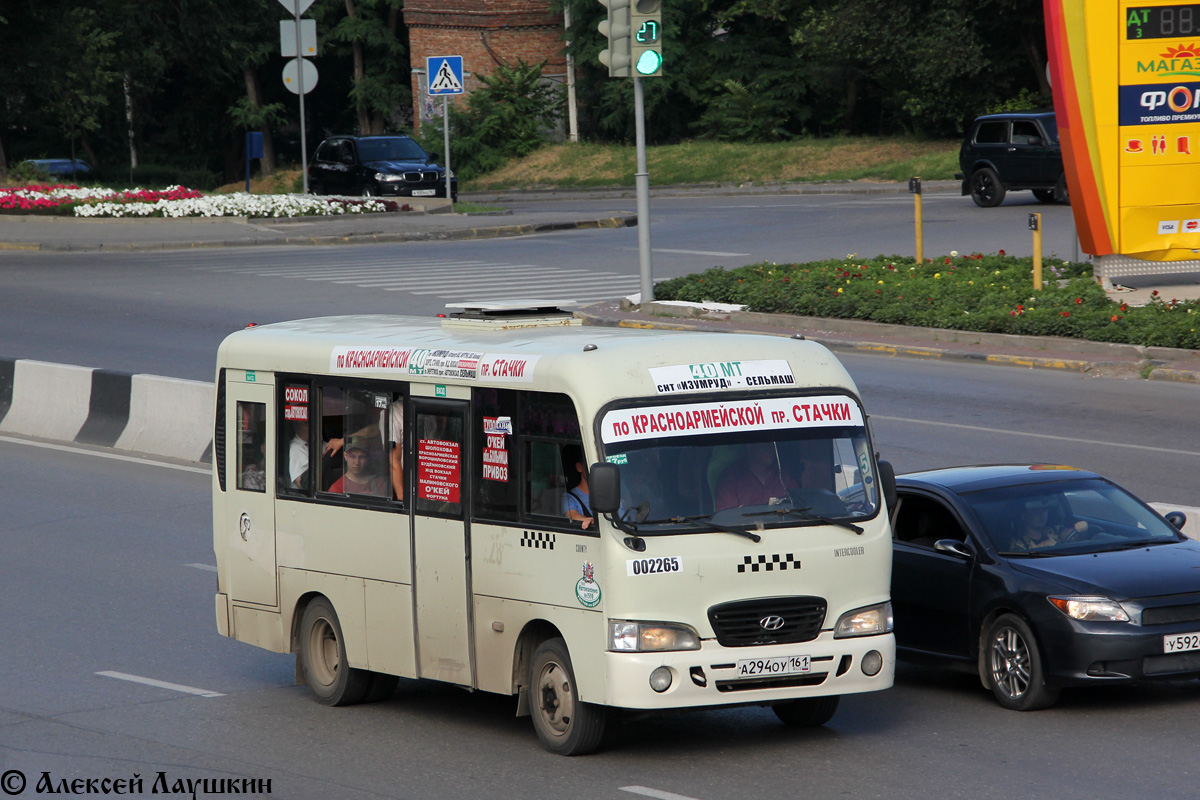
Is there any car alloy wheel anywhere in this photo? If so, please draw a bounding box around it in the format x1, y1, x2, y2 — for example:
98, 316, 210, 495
983, 614, 1060, 711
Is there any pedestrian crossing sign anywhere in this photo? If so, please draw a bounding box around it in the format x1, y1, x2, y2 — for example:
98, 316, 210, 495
427, 56, 465, 96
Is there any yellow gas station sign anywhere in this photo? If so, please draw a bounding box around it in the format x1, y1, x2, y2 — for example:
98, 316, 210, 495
1047, 1, 1200, 276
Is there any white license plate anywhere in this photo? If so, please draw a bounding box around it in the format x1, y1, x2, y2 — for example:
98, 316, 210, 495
411, 189, 437, 197
1163, 631, 1200, 653
735, 654, 811, 678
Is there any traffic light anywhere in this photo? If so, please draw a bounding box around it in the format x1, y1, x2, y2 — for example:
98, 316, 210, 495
630, 0, 663, 77
598, 0, 632, 78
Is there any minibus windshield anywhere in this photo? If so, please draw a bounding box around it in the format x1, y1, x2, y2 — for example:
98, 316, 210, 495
600, 395, 879, 533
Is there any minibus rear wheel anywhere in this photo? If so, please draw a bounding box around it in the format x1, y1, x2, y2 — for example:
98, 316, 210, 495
299, 597, 370, 706
529, 637, 606, 755
772, 695, 839, 727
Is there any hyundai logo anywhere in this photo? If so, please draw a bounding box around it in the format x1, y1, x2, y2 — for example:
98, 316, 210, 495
759, 615, 786, 631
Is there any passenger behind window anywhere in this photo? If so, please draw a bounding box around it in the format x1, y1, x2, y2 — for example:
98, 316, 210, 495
288, 420, 312, 490
561, 444, 594, 530
328, 435, 389, 496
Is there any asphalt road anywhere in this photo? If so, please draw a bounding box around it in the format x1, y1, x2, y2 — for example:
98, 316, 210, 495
3, 190, 1200, 799
0, 191, 1081, 380
2, 406, 1199, 800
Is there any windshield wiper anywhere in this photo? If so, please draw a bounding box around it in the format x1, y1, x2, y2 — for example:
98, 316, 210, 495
745, 505, 864, 535
640, 513, 762, 543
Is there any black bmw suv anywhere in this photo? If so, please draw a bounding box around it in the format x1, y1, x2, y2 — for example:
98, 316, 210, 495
956, 111, 1067, 207
308, 135, 457, 201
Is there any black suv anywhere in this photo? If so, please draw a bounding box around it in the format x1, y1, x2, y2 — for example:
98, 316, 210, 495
308, 135, 457, 201
956, 111, 1066, 207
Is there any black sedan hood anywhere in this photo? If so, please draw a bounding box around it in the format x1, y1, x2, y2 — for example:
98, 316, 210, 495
366, 159, 438, 173
1010, 539, 1200, 600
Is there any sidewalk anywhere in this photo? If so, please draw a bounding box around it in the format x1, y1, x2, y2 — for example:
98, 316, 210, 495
0, 204, 636, 252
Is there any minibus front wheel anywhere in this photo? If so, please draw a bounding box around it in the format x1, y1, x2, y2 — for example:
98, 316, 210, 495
299, 597, 370, 706
529, 637, 606, 755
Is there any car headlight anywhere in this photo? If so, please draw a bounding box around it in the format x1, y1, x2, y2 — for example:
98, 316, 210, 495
609, 620, 700, 652
834, 602, 894, 638
1048, 596, 1130, 622
375, 172, 403, 182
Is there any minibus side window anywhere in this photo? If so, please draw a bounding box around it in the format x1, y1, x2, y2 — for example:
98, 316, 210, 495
236, 401, 266, 493
319, 385, 393, 499
474, 388, 519, 522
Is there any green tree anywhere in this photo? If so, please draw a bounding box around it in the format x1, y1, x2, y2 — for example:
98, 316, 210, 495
420, 60, 563, 181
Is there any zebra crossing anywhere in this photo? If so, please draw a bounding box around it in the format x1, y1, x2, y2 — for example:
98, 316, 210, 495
197, 253, 640, 305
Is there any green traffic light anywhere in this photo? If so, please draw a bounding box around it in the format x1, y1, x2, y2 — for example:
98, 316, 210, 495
635, 49, 663, 75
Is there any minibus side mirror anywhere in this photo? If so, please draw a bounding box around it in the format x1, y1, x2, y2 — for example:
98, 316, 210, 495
590, 463, 621, 514
877, 460, 897, 511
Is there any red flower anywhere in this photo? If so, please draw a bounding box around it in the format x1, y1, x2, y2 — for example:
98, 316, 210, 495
1017, 304, 1023, 311
1111, 315, 1120, 322
944, 257, 952, 265
1120, 303, 1128, 311
998, 249, 1006, 256
1061, 311, 1070, 317
1075, 297, 1082, 304
1152, 290, 1160, 296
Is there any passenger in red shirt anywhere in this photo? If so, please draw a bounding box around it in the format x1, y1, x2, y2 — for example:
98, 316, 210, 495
715, 443, 799, 510
329, 436, 389, 496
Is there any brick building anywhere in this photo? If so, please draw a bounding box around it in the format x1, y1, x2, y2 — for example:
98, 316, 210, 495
404, 0, 567, 134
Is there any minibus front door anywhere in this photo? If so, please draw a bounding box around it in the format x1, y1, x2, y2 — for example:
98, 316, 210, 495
410, 399, 474, 687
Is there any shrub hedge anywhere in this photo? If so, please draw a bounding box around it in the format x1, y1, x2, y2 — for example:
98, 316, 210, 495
653, 253, 1200, 350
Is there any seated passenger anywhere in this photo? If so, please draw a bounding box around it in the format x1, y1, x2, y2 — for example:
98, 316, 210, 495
328, 435, 389, 496
1010, 496, 1086, 551
715, 442, 799, 511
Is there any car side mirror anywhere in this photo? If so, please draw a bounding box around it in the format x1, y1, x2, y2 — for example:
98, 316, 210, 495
1165, 510, 1187, 530
1028, 136, 1042, 147
934, 539, 973, 559
877, 459, 897, 511
590, 463, 621, 514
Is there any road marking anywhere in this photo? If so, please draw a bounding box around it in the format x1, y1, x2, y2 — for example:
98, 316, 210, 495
653, 248, 750, 257
871, 415, 1200, 458
0, 435, 209, 474
186, 563, 218, 572
96, 671, 224, 698
621, 787, 704, 800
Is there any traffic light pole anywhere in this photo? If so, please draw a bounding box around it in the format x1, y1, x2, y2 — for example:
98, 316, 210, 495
634, 76, 653, 303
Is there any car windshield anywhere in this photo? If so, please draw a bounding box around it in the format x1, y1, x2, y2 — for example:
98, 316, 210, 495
356, 137, 427, 163
962, 478, 1182, 556
600, 394, 880, 534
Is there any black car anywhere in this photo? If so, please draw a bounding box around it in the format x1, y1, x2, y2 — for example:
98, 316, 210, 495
308, 135, 457, 201
956, 111, 1066, 207
890, 464, 1199, 710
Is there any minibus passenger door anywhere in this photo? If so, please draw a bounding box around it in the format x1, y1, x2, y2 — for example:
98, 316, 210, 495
410, 398, 473, 687
224, 379, 278, 607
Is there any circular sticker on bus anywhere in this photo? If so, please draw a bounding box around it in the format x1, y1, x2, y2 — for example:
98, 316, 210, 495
576, 561, 601, 608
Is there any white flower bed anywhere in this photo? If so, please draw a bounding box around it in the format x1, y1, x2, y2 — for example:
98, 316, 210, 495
74, 192, 390, 218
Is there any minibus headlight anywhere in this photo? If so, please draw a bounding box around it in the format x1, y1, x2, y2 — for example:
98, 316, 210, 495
609, 620, 700, 652
833, 602, 894, 638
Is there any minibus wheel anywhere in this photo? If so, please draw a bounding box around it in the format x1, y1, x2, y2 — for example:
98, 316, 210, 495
299, 597, 370, 706
772, 695, 839, 727
529, 637, 606, 755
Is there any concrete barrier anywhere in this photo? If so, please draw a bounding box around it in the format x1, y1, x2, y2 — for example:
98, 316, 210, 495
0, 357, 213, 463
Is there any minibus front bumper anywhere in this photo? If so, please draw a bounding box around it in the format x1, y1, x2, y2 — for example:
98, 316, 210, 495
603, 631, 895, 709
